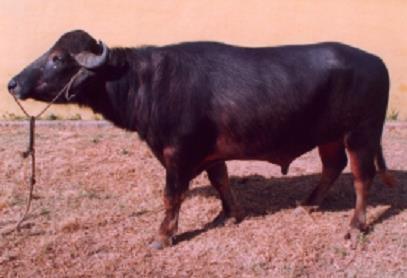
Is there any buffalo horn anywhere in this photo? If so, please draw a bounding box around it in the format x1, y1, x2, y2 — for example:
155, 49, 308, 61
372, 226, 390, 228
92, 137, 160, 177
74, 40, 108, 69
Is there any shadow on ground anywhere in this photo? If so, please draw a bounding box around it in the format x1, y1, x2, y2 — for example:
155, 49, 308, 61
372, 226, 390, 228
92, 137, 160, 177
175, 170, 407, 244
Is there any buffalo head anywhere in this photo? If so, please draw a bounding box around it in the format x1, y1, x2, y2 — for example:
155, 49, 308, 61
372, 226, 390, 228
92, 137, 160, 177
8, 30, 109, 102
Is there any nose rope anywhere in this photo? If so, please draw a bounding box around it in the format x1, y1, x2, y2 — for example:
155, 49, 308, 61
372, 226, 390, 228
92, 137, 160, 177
12, 68, 85, 119
10, 68, 85, 232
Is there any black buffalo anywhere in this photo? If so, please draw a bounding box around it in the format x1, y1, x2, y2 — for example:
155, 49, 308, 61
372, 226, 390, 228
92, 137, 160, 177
8, 30, 395, 249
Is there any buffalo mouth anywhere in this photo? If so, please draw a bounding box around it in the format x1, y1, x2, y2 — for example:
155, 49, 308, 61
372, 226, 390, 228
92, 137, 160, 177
9, 85, 61, 103
8, 83, 30, 100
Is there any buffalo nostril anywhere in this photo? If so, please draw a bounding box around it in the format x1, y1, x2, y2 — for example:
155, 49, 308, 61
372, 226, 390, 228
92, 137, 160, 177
8, 79, 18, 92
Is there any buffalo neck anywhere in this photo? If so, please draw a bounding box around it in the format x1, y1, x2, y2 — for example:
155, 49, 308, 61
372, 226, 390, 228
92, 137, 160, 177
80, 47, 156, 137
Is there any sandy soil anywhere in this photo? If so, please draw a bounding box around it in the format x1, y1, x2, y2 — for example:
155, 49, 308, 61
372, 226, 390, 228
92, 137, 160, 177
0, 121, 406, 277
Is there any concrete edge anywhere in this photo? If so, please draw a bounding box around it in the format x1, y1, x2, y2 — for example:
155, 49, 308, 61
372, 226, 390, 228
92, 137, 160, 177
0, 120, 406, 128
0, 120, 112, 127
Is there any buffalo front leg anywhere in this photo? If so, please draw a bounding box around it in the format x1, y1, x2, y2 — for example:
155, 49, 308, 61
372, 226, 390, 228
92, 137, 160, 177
150, 171, 189, 250
207, 162, 243, 225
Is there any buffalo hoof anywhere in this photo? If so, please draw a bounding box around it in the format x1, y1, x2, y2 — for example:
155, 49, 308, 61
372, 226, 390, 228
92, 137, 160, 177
344, 229, 360, 249
293, 202, 318, 216
149, 237, 173, 250
344, 227, 369, 249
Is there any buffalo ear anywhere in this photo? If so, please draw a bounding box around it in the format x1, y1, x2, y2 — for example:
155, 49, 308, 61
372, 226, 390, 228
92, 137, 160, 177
74, 40, 109, 69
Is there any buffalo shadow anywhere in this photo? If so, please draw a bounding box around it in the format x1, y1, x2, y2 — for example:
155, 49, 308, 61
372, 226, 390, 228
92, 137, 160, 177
174, 170, 407, 245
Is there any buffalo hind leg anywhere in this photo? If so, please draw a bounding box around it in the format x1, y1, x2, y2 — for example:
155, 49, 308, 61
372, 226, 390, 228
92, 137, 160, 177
346, 148, 375, 242
150, 171, 189, 250
301, 140, 347, 210
207, 162, 243, 226
344, 130, 378, 247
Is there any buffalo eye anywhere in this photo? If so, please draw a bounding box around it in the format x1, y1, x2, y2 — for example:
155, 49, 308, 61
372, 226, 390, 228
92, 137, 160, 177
51, 54, 64, 64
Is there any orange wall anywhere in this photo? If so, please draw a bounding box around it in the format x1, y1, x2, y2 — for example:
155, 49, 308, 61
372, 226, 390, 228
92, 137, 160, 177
0, 0, 406, 119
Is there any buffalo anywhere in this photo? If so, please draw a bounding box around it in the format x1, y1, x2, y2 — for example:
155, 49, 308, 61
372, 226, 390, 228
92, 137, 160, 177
8, 30, 394, 249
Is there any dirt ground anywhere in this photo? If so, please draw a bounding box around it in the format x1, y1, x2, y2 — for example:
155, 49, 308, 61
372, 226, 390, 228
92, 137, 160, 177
0, 121, 406, 277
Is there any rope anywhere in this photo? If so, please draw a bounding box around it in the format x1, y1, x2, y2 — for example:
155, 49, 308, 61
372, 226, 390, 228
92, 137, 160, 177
11, 68, 85, 231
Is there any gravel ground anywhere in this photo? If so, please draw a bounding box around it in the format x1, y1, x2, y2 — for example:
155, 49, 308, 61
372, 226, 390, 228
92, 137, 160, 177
0, 121, 406, 277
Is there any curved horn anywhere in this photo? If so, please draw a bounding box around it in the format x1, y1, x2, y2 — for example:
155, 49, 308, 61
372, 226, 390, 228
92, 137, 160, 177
74, 40, 109, 69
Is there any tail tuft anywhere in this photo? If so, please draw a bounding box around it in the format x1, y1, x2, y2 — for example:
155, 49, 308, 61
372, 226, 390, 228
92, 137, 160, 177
375, 145, 397, 187
378, 170, 397, 187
